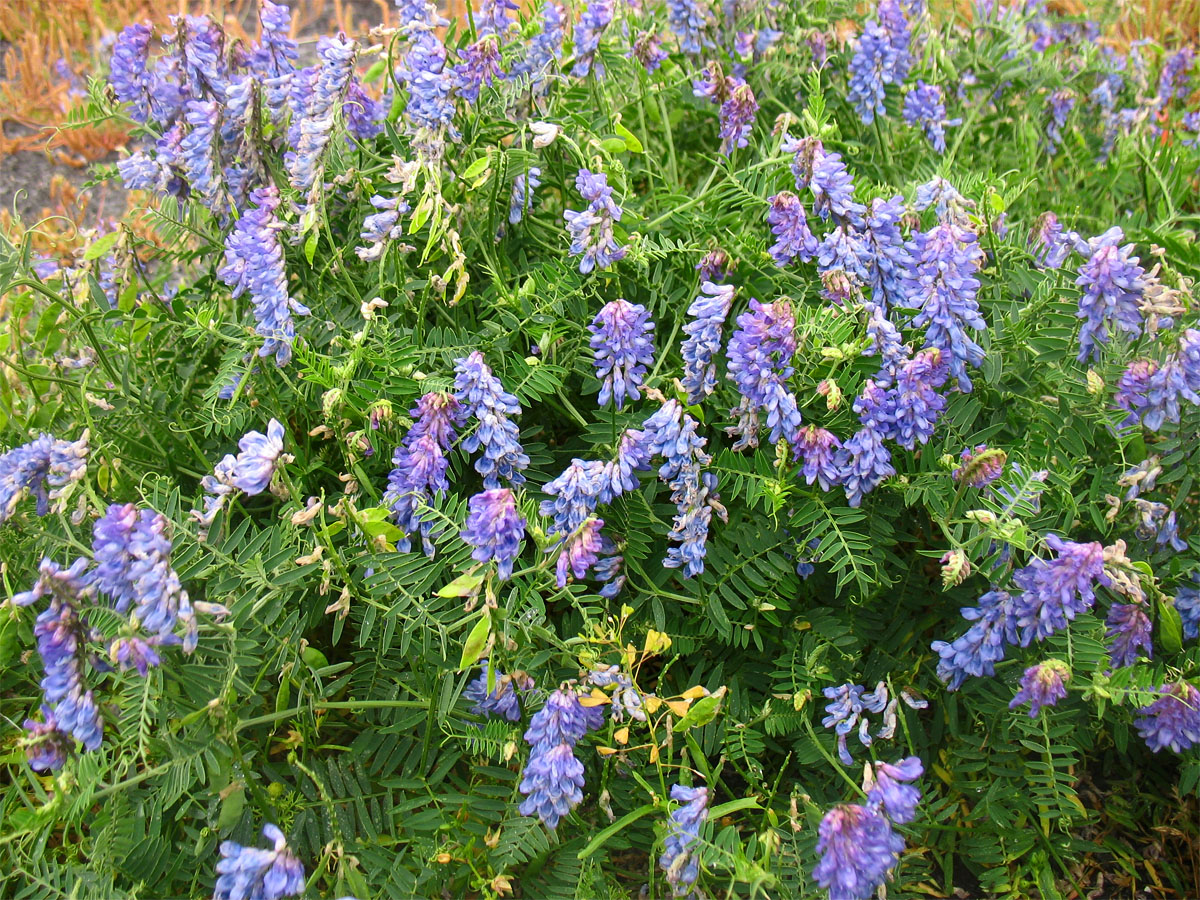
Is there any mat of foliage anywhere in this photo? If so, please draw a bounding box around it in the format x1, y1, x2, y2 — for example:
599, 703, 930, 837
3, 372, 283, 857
1, 0, 1199, 898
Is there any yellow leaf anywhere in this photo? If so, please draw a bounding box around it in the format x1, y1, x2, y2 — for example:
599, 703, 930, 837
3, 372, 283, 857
597, 746, 619, 756
579, 688, 610, 708
614, 727, 629, 745
643, 696, 662, 714
649, 743, 660, 763
680, 685, 709, 700
666, 699, 692, 717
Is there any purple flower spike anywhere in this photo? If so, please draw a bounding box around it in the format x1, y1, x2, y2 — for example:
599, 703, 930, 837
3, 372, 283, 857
813, 804, 905, 900
518, 741, 585, 829
555, 517, 607, 587
23, 706, 71, 772
1075, 227, 1146, 363
726, 299, 802, 449
719, 79, 758, 154
571, 0, 615, 78
866, 756, 923, 824
681, 281, 735, 405
659, 785, 709, 894
218, 187, 309, 366
565, 169, 626, 273
766, 192, 819, 267
589, 299, 656, 410
1013, 535, 1109, 646
1010, 660, 1070, 716
794, 426, 842, 491
110, 23, 154, 122
904, 81, 960, 153
1135, 682, 1200, 753
214, 823, 306, 900
1105, 602, 1153, 668
461, 488, 526, 581
932, 589, 1020, 689
454, 352, 529, 488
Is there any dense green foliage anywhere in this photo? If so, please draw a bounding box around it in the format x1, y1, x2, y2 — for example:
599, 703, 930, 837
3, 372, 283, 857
1, 0, 1199, 897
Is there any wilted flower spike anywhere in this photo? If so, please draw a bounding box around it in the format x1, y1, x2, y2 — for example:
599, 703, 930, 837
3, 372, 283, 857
659, 785, 708, 894
813, 804, 905, 900
589, 299, 655, 409
1010, 660, 1070, 716
214, 823, 305, 900
465, 660, 533, 721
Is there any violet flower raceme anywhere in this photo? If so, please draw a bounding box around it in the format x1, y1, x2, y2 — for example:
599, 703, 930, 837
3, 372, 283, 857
1043, 89, 1075, 156
846, 0, 912, 125
180, 99, 224, 214
680, 281, 735, 404
766, 191, 818, 267
519, 688, 604, 829
823, 682, 889, 765
23, 706, 71, 772
784, 136, 867, 227
453, 36, 503, 104
464, 660, 533, 721
461, 488, 526, 581
92, 503, 191, 643
589, 299, 656, 409
218, 186, 309, 366
555, 517, 608, 586
398, 29, 456, 133
476, 0, 521, 39
901, 221, 987, 392
541, 459, 607, 539
725, 299, 802, 448
817, 225, 870, 303
659, 785, 708, 895
1013, 535, 1109, 646
1106, 602, 1153, 667
834, 380, 896, 507
862, 196, 912, 311
344, 79, 385, 141
386, 391, 464, 554
110, 23, 154, 122
1010, 659, 1070, 716
572, 0, 615, 78
794, 426, 842, 491
246, 0, 298, 124
1134, 681, 1200, 753
890, 348, 949, 449
1157, 45, 1194, 108
865, 756, 923, 824
932, 589, 1019, 689
564, 169, 626, 273
813, 804, 905, 900
866, 305, 908, 382
509, 167, 541, 224
1030, 212, 1077, 270
668, 0, 713, 54
513, 1, 566, 83
1075, 226, 1146, 363
0, 432, 89, 525
904, 81, 960, 153
1177, 580, 1200, 641
214, 823, 305, 900
14, 558, 104, 754
285, 34, 356, 200
718, 79, 758, 154
454, 351, 529, 487
600, 429, 653, 501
